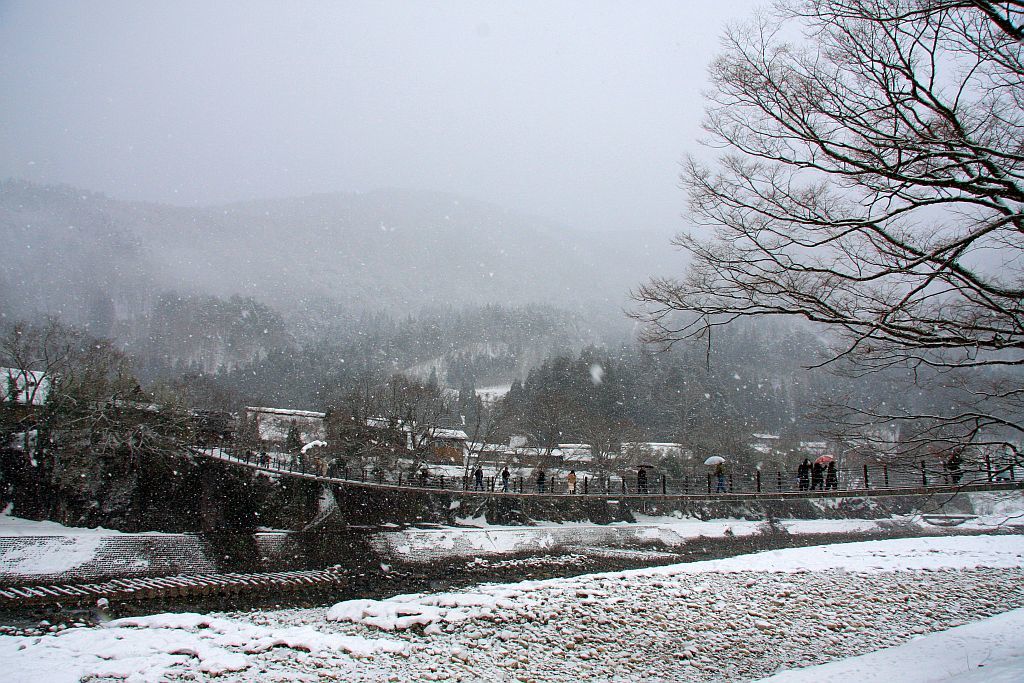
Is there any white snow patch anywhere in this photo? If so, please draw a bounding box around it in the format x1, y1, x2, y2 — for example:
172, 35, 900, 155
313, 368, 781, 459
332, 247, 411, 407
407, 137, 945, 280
0, 507, 126, 536
0, 611, 408, 682
0, 536, 104, 575
756, 607, 1024, 682
300, 439, 327, 454
2, 535, 1023, 681
328, 592, 516, 631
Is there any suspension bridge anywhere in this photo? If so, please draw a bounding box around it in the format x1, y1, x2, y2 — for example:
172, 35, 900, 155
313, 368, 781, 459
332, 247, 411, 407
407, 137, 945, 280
196, 447, 1024, 502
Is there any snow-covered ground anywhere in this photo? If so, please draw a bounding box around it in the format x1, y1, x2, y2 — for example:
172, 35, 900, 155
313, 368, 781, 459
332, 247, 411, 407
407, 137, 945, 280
755, 608, 1024, 682
374, 516, 893, 562
3, 534, 1023, 682
0, 508, 122, 578
0, 506, 126, 537
0, 507, 208, 582
376, 493, 1024, 563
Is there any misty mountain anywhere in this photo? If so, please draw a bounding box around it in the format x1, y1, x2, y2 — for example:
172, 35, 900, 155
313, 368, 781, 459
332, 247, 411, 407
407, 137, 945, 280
0, 180, 679, 333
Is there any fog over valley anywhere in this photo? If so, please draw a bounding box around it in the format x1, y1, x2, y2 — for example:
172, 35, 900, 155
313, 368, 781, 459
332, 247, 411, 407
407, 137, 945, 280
2, 0, 1018, 451
0, 180, 677, 328
0, 1, 747, 406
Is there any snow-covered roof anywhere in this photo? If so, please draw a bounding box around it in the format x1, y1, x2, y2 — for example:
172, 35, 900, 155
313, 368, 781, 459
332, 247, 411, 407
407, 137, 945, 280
475, 385, 512, 402
248, 406, 326, 442
752, 433, 780, 440
468, 442, 512, 453
365, 416, 411, 431
428, 428, 468, 441
513, 447, 546, 457
300, 440, 327, 454
558, 444, 594, 462
621, 442, 685, 457
562, 451, 594, 462
247, 406, 326, 419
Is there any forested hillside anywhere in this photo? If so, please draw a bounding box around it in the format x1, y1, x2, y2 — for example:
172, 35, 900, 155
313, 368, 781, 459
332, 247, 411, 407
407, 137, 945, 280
0, 180, 673, 332
2, 180, 981, 453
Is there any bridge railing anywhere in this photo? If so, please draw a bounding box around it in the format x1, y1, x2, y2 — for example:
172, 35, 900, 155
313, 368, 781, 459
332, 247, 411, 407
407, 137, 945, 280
199, 447, 1018, 496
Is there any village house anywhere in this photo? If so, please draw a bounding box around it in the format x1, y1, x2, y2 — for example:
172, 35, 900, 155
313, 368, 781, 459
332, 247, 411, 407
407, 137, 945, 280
621, 442, 690, 466
557, 443, 594, 466
245, 406, 326, 448
749, 433, 782, 455
425, 427, 469, 464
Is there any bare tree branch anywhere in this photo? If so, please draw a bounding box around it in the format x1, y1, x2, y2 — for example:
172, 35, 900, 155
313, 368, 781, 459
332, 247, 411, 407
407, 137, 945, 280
634, 0, 1024, 459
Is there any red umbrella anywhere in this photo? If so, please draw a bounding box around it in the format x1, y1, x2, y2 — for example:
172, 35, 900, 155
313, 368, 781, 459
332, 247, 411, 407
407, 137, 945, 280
815, 454, 835, 465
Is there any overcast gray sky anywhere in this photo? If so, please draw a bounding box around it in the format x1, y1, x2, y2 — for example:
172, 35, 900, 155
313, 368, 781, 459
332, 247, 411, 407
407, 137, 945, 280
0, 1, 759, 234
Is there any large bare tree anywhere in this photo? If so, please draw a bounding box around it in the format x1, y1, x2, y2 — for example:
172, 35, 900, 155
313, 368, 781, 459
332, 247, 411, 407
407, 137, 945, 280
326, 373, 457, 476
634, 1, 1024, 465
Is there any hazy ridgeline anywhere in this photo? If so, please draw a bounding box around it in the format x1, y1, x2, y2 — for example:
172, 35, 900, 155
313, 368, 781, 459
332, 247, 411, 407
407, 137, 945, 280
0, 179, 975, 446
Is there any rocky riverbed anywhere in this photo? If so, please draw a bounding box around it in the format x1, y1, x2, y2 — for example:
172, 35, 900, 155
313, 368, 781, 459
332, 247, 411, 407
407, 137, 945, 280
4, 535, 1019, 682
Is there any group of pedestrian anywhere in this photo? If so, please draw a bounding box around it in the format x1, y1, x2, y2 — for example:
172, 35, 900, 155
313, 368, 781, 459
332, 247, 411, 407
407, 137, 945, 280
469, 465, 580, 494
472, 465, 513, 492
533, 468, 578, 494
798, 458, 838, 490
471, 465, 655, 495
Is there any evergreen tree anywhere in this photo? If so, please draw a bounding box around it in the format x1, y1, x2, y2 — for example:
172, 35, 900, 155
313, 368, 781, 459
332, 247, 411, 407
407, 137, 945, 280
285, 421, 303, 454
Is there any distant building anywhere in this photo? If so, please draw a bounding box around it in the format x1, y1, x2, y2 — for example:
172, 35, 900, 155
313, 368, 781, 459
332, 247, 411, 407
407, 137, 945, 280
475, 385, 512, 404
558, 443, 594, 464
621, 442, 690, 464
472, 441, 519, 466
245, 406, 326, 447
425, 427, 469, 464
512, 446, 549, 467
749, 433, 781, 454
799, 441, 828, 457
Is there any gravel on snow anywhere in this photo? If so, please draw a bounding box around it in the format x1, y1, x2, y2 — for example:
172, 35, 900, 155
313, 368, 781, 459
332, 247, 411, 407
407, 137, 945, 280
229, 567, 1024, 682
4, 535, 1023, 682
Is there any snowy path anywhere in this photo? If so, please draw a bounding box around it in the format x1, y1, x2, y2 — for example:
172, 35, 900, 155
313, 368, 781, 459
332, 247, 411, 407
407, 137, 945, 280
2, 535, 1023, 682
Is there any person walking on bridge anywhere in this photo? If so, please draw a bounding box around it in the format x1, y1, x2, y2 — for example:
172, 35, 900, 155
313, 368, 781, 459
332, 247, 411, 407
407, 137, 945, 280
811, 461, 824, 490
567, 470, 577, 494
474, 465, 485, 491
536, 469, 546, 493
501, 466, 510, 492
947, 450, 964, 484
798, 458, 810, 491
825, 461, 838, 490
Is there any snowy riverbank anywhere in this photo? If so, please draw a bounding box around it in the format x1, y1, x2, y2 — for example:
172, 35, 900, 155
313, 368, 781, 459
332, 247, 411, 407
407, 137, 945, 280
0, 508, 213, 584
1, 534, 1022, 681
374, 490, 1024, 563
